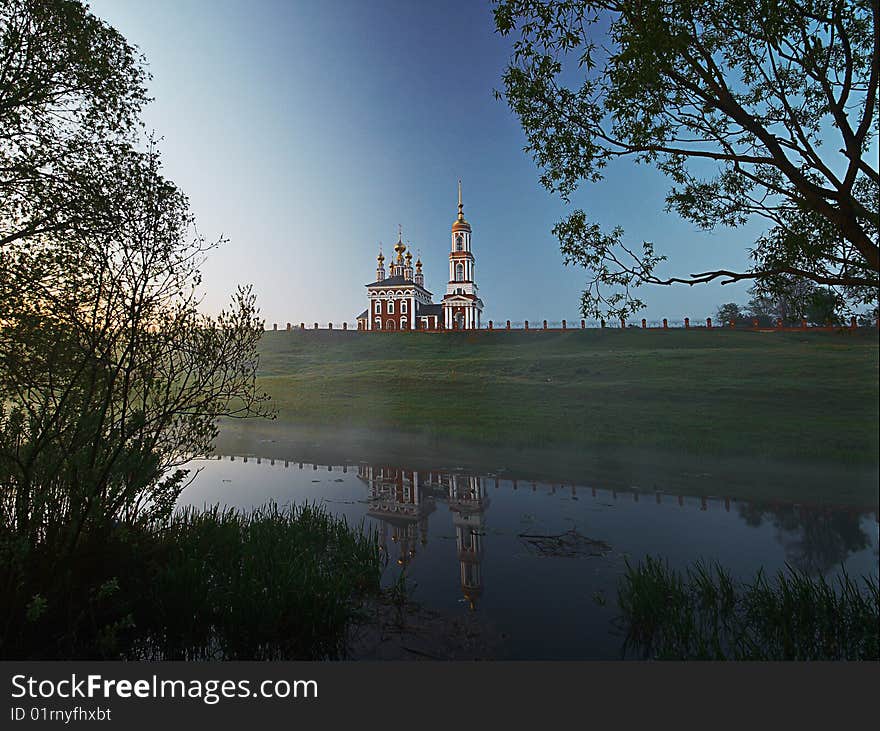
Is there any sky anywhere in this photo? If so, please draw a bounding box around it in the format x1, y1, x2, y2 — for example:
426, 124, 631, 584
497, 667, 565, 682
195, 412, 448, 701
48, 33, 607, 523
87, 0, 761, 325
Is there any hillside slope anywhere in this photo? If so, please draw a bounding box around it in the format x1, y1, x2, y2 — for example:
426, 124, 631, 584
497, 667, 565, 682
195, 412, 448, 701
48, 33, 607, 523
246, 329, 879, 464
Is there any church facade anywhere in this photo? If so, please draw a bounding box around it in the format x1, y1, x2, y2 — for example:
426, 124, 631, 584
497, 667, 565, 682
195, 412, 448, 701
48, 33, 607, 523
356, 182, 484, 331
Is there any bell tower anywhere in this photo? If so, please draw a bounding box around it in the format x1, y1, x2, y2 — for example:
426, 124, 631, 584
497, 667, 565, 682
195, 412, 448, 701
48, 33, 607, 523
442, 181, 483, 329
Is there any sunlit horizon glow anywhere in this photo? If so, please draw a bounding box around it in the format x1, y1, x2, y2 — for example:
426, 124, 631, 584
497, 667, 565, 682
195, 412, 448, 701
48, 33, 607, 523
87, 0, 769, 325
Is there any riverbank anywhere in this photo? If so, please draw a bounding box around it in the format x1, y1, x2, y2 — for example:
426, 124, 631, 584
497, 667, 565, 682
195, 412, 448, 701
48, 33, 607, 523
217, 328, 879, 505
255, 328, 878, 462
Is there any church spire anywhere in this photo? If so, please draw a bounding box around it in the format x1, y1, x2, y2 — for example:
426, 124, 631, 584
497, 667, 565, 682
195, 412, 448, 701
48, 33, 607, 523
451, 179, 471, 233
394, 225, 406, 258
392, 225, 407, 276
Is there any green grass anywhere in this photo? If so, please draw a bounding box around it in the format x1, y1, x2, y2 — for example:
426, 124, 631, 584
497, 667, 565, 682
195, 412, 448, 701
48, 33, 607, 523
617, 557, 879, 660
248, 328, 879, 464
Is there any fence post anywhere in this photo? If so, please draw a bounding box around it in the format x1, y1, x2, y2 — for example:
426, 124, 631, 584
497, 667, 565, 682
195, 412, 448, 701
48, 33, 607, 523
707, 317, 712, 329
582, 319, 586, 329
641, 318, 647, 328
850, 316, 857, 330
752, 318, 758, 328
314, 322, 318, 330
343, 322, 347, 330
506, 320, 511, 330
684, 317, 689, 329
286, 322, 292, 331
776, 318, 783, 329
489, 320, 493, 330
729, 320, 735, 328
562, 319, 566, 330
620, 318, 626, 328
601, 319, 606, 328
662, 318, 668, 329
543, 319, 548, 329
524, 320, 529, 330
800, 318, 807, 330
300, 322, 305, 330
328, 322, 333, 330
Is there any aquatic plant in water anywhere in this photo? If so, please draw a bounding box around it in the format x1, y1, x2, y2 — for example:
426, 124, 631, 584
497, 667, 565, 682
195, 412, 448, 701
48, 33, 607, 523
617, 557, 879, 660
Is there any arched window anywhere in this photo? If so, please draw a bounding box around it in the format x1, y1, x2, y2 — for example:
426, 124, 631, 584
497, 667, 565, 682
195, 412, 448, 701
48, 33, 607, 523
400, 317, 407, 330
388, 300, 394, 314
374, 318, 382, 330
401, 300, 408, 314
455, 263, 464, 281
455, 234, 463, 251
386, 319, 395, 330
374, 301, 381, 314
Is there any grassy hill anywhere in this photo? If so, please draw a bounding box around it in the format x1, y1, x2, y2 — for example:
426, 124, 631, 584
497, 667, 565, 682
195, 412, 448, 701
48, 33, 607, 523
247, 328, 878, 461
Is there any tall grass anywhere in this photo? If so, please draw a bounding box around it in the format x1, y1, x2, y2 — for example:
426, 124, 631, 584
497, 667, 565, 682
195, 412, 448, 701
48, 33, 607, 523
617, 557, 879, 660
0, 502, 383, 660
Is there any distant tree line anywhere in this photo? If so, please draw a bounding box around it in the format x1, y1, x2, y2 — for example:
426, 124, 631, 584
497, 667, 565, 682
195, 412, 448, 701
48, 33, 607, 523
715, 278, 878, 327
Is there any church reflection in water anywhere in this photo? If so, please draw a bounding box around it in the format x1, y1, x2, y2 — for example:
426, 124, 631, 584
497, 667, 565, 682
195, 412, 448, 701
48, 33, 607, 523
207, 453, 878, 616
358, 465, 489, 609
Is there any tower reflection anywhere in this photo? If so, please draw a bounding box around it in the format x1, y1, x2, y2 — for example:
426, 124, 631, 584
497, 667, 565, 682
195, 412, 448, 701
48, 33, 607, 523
358, 465, 489, 609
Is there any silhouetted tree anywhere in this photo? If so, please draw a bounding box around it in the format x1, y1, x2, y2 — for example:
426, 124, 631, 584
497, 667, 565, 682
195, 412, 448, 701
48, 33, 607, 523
0, 1, 271, 554
805, 288, 844, 324
494, 0, 879, 317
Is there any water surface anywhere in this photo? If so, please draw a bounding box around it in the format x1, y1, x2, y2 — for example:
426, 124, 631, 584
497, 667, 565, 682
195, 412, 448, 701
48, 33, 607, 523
179, 454, 879, 659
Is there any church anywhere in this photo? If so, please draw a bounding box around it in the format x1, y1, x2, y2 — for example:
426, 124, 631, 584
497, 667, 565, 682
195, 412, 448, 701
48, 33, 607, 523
355, 182, 484, 330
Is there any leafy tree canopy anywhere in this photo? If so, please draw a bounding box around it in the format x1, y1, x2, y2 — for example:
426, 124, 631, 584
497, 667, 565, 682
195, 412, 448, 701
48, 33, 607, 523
494, 0, 879, 317
0, 0, 150, 249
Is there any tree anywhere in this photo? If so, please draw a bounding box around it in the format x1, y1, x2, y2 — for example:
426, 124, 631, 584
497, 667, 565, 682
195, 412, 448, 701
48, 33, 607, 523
856, 305, 879, 325
744, 275, 844, 322
0, 0, 149, 250
747, 275, 818, 322
805, 287, 844, 323
0, 1, 270, 554
493, 0, 879, 317
715, 302, 744, 325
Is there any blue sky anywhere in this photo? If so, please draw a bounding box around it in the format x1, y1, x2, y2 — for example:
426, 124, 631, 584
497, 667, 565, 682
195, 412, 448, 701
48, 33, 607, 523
88, 0, 760, 324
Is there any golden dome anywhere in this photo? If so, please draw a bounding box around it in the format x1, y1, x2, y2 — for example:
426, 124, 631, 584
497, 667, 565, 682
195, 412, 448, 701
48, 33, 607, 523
405, 250, 412, 261
394, 225, 406, 255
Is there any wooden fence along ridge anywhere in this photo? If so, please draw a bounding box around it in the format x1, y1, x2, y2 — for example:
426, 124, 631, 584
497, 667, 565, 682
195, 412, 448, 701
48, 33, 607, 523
267, 316, 878, 333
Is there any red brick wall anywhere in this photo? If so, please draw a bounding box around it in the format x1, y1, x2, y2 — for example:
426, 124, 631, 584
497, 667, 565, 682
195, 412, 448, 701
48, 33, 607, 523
374, 299, 410, 330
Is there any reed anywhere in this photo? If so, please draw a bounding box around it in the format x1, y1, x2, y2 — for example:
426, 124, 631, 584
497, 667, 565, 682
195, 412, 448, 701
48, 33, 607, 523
0, 502, 383, 660
617, 556, 879, 660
